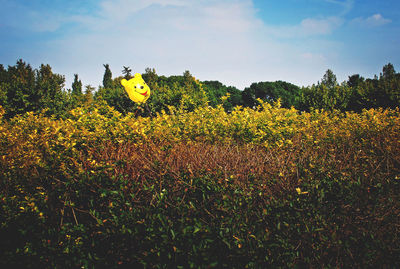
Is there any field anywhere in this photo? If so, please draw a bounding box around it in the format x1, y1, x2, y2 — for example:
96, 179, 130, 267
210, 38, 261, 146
1, 101, 399, 268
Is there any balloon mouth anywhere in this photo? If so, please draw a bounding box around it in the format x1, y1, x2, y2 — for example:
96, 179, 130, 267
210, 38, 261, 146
139, 91, 148, 96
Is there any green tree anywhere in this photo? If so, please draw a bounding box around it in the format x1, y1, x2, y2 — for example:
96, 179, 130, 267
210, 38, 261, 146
242, 87, 257, 108
84, 84, 95, 104
202, 80, 243, 111
382, 63, 395, 80
300, 69, 351, 111
5, 59, 36, 117
379, 63, 400, 108
202, 81, 229, 107
351, 63, 400, 110
179, 71, 208, 111
347, 74, 365, 111
226, 86, 243, 109
35, 64, 67, 116
242, 81, 301, 109
95, 74, 135, 115
142, 69, 211, 114
103, 64, 113, 89
0, 64, 8, 107
321, 69, 337, 89
347, 74, 364, 89
122, 66, 132, 80
1, 60, 68, 118
72, 74, 83, 96
142, 67, 158, 87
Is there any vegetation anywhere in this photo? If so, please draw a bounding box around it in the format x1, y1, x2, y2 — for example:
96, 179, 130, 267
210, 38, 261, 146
242, 80, 301, 109
0, 60, 68, 118
0, 59, 400, 267
1, 59, 400, 119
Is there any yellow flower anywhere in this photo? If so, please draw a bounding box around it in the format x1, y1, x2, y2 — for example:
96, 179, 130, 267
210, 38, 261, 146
296, 188, 308, 195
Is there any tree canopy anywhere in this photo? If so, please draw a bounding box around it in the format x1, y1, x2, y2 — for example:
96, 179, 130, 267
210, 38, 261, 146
242, 81, 301, 109
1, 59, 399, 118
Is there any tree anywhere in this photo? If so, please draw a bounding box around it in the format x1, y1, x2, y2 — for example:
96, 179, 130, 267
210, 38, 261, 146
300, 69, 351, 111
35, 64, 66, 116
0, 60, 68, 118
5, 59, 36, 117
201, 81, 243, 111
202, 81, 229, 107
103, 64, 113, 89
242, 87, 257, 108
379, 63, 400, 108
122, 66, 132, 80
94, 86, 135, 114
347, 74, 366, 111
382, 63, 395, 80
0, 64, 6, 82
0, 64, 8, 107
321, 69, 337, 89
178, 70, 208, 111
72, 74, 83, 96
242, 81, 301, 109
142, 67, 158, 88
347, 74, 364, 88
352, 63, 400, 110
84, 84, 95, 104
226, 86, 243, 109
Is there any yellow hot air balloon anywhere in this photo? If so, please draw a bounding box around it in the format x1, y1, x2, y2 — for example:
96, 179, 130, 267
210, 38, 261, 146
121, 73, 151, 104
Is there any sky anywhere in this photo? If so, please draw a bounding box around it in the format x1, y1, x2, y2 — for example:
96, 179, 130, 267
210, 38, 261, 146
0, 0, 399, 90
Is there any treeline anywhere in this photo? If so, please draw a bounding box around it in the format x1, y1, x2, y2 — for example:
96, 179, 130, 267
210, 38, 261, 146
1, 59, 399, 118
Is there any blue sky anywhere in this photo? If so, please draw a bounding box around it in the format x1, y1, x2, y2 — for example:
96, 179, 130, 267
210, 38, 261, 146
0, 0, 399, 90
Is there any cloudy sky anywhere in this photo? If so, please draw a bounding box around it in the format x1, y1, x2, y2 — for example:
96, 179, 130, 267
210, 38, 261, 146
0, 0, 399, 90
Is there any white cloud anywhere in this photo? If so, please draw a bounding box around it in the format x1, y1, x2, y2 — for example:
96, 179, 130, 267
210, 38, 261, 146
300, 16, 343, 35
264, 16, 343, 38
40, 0, 345, 90
351, 13, 391, 27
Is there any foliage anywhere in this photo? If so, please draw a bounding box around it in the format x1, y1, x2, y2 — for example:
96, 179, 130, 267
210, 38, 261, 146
358, 63, 400, 110
143, 70, 209, 114
71, 74, 82, 96
1, 58, 400, 267
122, 66, 132, 80
2, 60, 400, 120
300, 83, 351, 111
1, 102, 399, 268
301, 64, 400, 112
202, 80, 243, 111
242, 81, 301, 109
95, 82, 136, 115
0, 60, 72, 118
83, 85, 95, 104
102, 64, 113, 89
299, 69, 351, 111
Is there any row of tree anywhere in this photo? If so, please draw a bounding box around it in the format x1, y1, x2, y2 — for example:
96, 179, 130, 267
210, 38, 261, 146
300, 65, 400, 111
242, 64, 400, 112
0, 59, 399, 119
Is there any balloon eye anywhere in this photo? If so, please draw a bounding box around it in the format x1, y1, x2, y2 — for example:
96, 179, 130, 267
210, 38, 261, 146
134, 86, 136, 88
140, 86, 144, 89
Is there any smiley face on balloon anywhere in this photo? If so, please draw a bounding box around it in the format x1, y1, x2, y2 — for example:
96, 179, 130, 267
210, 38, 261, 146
121, 73, 151, 104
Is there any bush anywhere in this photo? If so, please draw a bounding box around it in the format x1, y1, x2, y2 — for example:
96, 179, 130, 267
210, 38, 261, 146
0, 104, 399, 267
